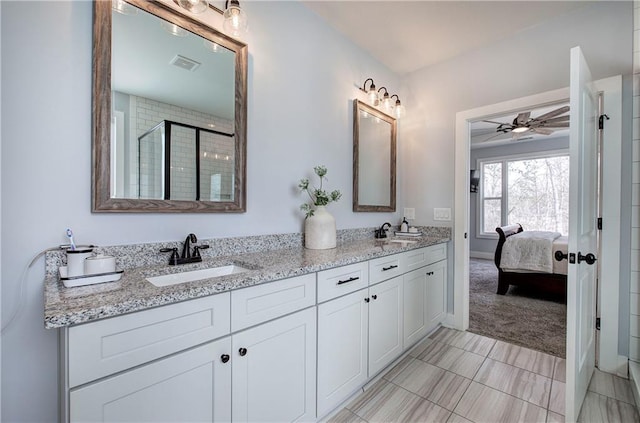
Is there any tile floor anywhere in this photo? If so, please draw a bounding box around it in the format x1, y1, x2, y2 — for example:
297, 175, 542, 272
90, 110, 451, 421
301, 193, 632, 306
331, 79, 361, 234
326, 327, 639, 423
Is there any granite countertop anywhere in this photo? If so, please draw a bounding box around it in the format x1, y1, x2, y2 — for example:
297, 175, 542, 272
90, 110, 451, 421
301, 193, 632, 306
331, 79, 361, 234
44, 235, 449, 329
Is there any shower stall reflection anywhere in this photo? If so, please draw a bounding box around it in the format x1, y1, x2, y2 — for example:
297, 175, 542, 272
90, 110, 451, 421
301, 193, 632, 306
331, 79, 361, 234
138, 120, 235, 201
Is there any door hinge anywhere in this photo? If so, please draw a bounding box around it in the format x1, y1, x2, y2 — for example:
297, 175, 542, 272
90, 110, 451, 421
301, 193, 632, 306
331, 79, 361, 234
596, 317, 601, 331
597, 217, 602, 230
599, 114, 610, 130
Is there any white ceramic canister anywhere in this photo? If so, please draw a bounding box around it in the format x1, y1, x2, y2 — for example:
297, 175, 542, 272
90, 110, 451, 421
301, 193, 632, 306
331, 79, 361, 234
66, 248, 94, 277
84, 254, 116, 275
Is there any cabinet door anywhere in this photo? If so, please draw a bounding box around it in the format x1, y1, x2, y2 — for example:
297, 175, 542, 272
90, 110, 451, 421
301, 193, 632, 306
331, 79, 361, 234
426, 260, 447, 330
317, 289, 368, 417
403, 268, 428, 348
368, 276, 403, 376
70, 337, 231, 423
232, 307, 316, 422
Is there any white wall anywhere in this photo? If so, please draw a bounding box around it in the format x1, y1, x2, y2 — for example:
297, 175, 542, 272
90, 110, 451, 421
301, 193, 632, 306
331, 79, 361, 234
0, 1, 403, 421
402, 1, 632, 226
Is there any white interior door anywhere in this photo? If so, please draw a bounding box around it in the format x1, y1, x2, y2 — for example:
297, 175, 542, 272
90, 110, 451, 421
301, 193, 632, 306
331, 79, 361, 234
565, 46, 598, 422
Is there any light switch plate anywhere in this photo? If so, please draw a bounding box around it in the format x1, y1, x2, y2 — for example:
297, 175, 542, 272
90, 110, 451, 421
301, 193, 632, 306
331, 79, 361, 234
433, 208, 451, 221
403, 208, 415, 220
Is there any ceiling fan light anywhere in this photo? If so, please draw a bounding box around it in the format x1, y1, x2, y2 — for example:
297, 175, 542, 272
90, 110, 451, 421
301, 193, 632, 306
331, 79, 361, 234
512, 126, 529, 133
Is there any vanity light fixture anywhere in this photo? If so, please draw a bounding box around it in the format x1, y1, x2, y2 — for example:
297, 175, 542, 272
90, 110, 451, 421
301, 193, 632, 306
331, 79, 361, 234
391, 94, 406, 119
177, 0, 209, 14
223, 0, 248, 37
361, 78, 379, 105
112, 0, 137, 15
378, 87, 392, 112
203, 40, 222, 53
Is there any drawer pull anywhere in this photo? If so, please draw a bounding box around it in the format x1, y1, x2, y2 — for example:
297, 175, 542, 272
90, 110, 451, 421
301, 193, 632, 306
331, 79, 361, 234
382, 265, 398, 271
364, 298, 370, 303
337, 276, 359, 285
371, 295, 378, 300
426, 271, 434, 276
220, 354, 230, 363
239, 347, 248, 356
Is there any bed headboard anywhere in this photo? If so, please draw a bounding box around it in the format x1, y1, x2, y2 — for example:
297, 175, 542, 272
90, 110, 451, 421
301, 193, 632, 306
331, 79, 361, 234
494, 223, 523, 268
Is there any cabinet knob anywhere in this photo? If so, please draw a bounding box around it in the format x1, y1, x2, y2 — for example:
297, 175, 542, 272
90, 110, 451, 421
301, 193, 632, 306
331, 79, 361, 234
220, 354, 230, 363
364, 297, 370, 303
239, 347, 248, 356
372, 294, 378, 300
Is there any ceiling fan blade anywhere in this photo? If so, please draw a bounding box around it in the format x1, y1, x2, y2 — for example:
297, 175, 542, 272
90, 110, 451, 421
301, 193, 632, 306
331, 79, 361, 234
515, 112, 531, 125
534, 105, 570, 122
532, 127, 554, 135
479, 132, 509, 143
536, 115, 570, 126
539, 121, 569, 128
481, 120, 509, 126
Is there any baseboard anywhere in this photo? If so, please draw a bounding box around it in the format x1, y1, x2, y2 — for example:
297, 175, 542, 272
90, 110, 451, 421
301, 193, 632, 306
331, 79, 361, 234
470, 251, 493, 260
618, 355, 629, 378
629, 361, 640, 409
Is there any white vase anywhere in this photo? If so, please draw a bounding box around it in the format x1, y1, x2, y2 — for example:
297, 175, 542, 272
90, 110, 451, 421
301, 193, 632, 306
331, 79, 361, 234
304, 206, 337, 249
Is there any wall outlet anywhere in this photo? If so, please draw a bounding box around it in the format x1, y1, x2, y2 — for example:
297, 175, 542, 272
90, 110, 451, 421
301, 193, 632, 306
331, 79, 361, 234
403, 208, 415, 220
433, 208, 451, 221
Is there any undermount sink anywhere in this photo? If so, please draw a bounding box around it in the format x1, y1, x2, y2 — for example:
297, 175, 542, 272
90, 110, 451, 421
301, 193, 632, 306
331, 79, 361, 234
147, 265, 250, 287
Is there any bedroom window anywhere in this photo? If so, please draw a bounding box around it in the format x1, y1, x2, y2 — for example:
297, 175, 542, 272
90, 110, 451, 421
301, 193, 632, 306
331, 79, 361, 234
478, 152, 570, 237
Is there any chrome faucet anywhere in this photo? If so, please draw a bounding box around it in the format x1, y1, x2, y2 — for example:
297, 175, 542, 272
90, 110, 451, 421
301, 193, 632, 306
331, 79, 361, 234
160, 233, 209, 265
375, 222, 392, 239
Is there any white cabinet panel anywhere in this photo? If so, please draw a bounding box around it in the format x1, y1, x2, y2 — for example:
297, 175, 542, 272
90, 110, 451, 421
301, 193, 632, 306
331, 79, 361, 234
317, 289, 368, 416
69, 293, 230, 387
369, 255, 403, 285
232, 307, 316, 422
403, 268, 428, 348
231, 274, 315, 331
368, 276, 403, 376
317, 262, 368, 303
401, 244, 446, 273
70, 337, 231, 423
426, 260, 447, 330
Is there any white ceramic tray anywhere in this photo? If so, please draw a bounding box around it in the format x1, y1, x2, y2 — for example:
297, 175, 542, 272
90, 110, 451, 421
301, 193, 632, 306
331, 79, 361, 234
393, 231, 423, 237
59, 266, 123, 288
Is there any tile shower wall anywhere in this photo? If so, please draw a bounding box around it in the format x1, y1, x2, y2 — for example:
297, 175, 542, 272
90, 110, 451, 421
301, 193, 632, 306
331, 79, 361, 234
122, 92, 234, 200
631, 0, 640, 363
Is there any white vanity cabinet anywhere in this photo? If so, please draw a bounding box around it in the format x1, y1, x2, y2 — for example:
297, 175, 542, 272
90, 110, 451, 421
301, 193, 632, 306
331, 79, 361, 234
403, 246, 448, 348
316, 263, 403, 417
232, 307, 316, 423
70, 336, 232, 422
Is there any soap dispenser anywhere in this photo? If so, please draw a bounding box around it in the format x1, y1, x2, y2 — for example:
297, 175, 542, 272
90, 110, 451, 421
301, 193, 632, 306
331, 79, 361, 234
400, 217, 409, 233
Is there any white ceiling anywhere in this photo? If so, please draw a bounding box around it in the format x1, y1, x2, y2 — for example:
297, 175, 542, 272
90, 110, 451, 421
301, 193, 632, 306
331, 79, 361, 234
302, 1, 594, 75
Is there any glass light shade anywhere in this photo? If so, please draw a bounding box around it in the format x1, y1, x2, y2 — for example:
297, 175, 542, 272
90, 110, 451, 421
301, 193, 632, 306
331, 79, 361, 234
512, 126, 529, 133
177, 0, 208, 14
204, 40, 221, 53
112, 0, 137, 15
223, 5, 248, 37
367, 89, 379, 105
394, 103, 406, 119
161, 21, 188, 37
381, 96, 392, 112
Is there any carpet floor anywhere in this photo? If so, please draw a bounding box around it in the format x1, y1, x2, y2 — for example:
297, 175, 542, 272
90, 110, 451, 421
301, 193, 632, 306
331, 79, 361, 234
468, 258, 567, 358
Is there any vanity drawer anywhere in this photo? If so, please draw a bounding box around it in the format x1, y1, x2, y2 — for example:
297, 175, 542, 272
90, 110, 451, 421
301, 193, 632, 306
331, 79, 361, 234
401, 244, 447, 272
68, 293, 231, 388
231, 273, 316, 331
317, 262, 369, 303
369, 253, 403, 285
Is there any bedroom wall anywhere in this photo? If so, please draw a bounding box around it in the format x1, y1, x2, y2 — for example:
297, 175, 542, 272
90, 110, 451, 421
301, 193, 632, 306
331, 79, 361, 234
469, 136, 570, 257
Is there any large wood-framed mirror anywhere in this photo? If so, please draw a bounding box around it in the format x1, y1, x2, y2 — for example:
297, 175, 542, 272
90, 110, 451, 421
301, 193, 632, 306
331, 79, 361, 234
93, 0, 247, 212
353, 100, 397, 212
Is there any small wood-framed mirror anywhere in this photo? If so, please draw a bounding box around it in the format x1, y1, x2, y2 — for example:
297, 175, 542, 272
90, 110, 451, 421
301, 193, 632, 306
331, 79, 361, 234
353, 100, 397, 212
93, 0, 247, 212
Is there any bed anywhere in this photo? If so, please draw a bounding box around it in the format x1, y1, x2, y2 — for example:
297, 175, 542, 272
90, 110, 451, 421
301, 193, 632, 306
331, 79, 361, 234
493, 223, 568, 296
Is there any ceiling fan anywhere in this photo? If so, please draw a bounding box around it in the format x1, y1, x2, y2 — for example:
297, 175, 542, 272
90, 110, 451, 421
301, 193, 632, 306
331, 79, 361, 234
481, 105, 570, 141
